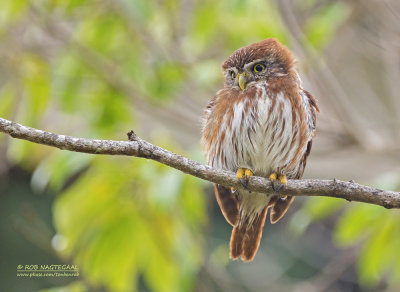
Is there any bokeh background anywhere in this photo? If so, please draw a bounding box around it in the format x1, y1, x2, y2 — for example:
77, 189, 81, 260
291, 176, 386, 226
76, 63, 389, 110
1, 0, 400, 291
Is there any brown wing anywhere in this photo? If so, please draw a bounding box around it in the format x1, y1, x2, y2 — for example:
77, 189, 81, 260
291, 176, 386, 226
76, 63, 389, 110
295, 88, 319, 179
270, 89, 318, 223
270, 196, 295, 224
214, 184, 239, 226
269, 142, 312, 224
302, 89, 320, 114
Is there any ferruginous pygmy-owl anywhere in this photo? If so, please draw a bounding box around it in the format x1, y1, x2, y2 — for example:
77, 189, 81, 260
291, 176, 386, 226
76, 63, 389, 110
201, 38, 319, 262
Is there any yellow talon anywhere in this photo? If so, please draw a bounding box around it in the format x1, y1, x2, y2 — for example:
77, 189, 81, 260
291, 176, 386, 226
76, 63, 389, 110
245, 169, 253, 178
269, 173, 287, 192
236, 168, 245, 180
278, 174, 287, 185
236, 168, 253, 188
269, 173, 277, 181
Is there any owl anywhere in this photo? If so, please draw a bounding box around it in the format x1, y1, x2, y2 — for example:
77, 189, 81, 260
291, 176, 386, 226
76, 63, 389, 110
201, 38, 319, 262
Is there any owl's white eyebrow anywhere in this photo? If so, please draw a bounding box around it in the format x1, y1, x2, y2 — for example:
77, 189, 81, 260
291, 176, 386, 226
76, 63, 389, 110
224, 58, 267, 73
243, 58, 266, 70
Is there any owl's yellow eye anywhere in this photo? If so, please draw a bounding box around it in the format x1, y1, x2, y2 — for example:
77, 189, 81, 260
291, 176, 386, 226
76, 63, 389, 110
253, 64, 265, 73
230, 71, 236, 79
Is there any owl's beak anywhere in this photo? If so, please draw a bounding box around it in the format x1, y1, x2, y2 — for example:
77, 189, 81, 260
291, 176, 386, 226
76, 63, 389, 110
237, 73, 247, 91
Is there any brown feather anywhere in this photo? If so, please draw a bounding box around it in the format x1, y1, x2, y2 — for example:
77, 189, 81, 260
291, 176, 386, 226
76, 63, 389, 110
230, 224, 245, 260
230, 207, 268, 262
202, 38, 318, 262
222, 39, 295, 73
241, 207, 268, 261
214, 184, 239, 226
270, 196, 295, 224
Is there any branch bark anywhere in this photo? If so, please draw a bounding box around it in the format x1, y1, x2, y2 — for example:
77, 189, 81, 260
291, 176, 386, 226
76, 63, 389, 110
1, 117, 399, 209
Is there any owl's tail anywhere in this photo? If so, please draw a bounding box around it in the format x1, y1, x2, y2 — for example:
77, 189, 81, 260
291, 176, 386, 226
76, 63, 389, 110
230, 207, 268, 262
229, 195, 295, 262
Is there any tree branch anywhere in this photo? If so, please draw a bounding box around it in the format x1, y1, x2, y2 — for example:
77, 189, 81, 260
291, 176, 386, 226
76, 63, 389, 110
1, 117, 399, 209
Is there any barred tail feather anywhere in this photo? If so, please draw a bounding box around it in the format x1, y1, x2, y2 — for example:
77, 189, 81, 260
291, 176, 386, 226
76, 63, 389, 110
230, 223, 245, 260
230, 207, 268, 262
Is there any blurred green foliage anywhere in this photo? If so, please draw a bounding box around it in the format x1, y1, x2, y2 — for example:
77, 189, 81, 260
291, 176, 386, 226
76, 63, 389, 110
53, 156, 205, 292
303, 0, 350, 49
335, 204, 400, 286
295, 172, 400, 288
1, 0, 398, 291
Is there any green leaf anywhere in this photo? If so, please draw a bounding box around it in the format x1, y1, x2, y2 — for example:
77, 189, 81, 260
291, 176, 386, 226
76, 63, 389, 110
304, 196, 345, 221
304, 2, 350, 49
0, 0, 28, 24
22, 55, 51, 118
31, 151, 92, 192
0, 84, 17, 119
53, 154, 206, 292
334, 204, 385, 247
357, 218, 396, 286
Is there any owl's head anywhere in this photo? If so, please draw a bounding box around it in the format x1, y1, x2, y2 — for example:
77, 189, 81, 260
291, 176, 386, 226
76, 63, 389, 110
222, 38, 295, 90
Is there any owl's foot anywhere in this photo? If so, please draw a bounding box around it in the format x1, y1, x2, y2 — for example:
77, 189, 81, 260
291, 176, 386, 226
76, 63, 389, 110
235, 168, 253, 189
269, 173, 287, 192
